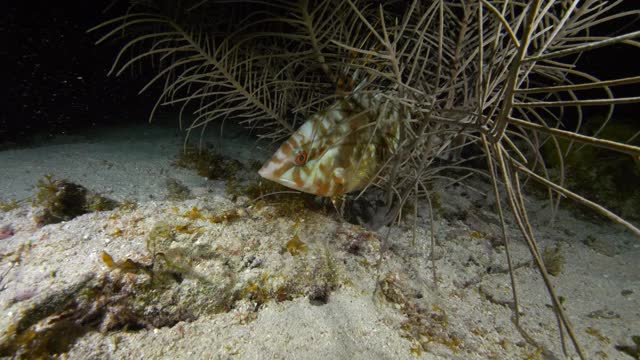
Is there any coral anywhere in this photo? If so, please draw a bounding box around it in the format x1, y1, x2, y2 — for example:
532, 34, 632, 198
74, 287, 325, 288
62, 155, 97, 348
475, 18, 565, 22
89, 2, 640, 358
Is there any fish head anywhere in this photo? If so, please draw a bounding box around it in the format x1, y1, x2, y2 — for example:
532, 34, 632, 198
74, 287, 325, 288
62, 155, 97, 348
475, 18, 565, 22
259, 112, 344, 197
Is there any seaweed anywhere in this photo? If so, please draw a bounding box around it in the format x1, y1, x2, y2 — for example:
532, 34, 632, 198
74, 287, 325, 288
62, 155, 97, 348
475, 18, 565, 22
240, 273, 272, 308
542, 243, 565, 277
109, 227, 124, 238
0, 208, 351, 358
33, 174, 88, 225
101, 251, 152, 274
585, 327, 610, 344
118, 200, 138, 211
165, 178, 193, 201
378, 273, 460, 355
615, 335, 640, 359
88, 4, 640, 357
32, 174, 119, 226
86, 194, 119, 212
173, 145, 242, 180
307, 246, 339, 305
0, 199, 19, 212
182, 207, 204, 221
285, 234, 308, 256
542, 118, 640, 221
208, 208, 245, 224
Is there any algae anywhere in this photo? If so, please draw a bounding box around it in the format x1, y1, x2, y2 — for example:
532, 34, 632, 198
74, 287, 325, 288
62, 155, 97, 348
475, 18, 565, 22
0, 199, 19, 212
32, 174, 119, 226
583, 235, 619, 257
173, 145, 242, 180
585, 327, 610, 344
165, 178, 193, 201
286, 234, 308, 256
0, 200, 351, 358
378, 272, 461, 355
542, 118, 640, 221
615, 335, 640, 359
542, 243, 564, 276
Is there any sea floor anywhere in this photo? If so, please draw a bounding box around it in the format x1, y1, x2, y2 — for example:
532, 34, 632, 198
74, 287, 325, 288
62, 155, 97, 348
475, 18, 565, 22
0, 122, 638, 359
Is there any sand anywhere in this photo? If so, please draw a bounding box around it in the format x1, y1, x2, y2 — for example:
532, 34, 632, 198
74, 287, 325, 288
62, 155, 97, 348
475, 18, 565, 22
0, 123, 638, 359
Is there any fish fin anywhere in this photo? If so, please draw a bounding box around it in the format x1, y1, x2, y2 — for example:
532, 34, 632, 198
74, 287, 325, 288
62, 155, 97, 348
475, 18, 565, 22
333, 167, 345, 184
331, 195, 347, 221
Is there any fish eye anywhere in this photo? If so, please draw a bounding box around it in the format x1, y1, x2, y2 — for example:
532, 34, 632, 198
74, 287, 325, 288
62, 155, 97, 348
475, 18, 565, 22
294, 150, 308, 166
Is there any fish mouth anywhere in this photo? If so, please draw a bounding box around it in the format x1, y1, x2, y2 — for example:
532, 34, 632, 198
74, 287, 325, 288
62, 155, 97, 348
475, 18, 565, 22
258, 166, 270, 179
258, 161, 278, 180
258, 166, 297, 189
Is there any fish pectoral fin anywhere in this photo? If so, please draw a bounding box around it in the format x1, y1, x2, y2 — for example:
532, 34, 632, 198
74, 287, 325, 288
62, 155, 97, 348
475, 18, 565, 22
333, 167, 345, 184
331, 195, 347, 220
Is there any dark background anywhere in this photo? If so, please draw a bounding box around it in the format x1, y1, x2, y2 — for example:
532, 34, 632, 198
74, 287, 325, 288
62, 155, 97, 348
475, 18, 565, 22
1, 1, 638, 147
2, 0, 154, 146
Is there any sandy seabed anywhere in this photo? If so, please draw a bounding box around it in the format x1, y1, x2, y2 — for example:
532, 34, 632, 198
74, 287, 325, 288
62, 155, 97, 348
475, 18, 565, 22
0, 123, 638, 359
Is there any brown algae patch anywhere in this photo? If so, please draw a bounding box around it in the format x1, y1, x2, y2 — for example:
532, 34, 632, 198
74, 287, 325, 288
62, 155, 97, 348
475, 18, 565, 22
378, 273, 461, 356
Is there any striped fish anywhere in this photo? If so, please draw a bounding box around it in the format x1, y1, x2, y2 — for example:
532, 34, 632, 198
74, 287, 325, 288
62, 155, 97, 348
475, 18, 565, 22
258, 93, 400, 197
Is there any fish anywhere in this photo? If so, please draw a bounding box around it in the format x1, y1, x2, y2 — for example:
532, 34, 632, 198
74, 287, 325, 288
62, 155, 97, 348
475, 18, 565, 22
258, 93, 401, 198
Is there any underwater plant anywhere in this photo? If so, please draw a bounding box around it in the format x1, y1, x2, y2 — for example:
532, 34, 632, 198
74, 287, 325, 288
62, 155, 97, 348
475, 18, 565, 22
90, 1, 640, 358
32, 174, 120, 226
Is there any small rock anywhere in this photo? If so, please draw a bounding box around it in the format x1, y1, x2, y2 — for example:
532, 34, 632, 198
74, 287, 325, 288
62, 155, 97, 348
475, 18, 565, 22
0, 224, 14, 240
308, 284, 330, 305
242, 255, 262, 269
